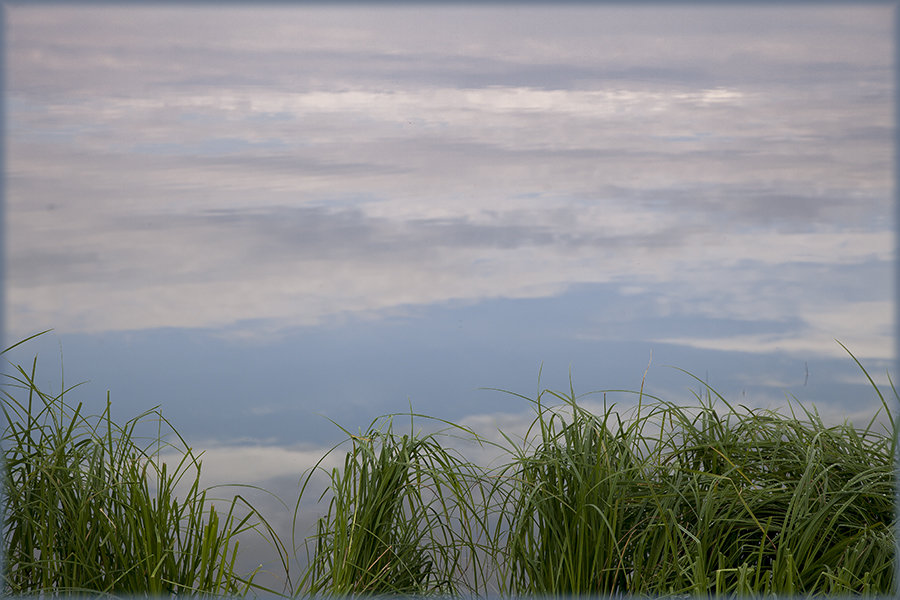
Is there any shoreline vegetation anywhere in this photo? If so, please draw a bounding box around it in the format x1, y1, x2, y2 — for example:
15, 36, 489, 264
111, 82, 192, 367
2, 331, 896, 598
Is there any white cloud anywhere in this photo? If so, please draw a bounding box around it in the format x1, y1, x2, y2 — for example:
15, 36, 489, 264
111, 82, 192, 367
157, 442, 343, 490
652, 300, 894, 361
9, 219, 889, 344
4, 6, 893, 368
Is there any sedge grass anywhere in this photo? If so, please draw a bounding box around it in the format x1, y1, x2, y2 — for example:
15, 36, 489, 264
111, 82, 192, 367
483, 353, 896, 597
1, 334, 284, 596
295, 414, 491, 597
486, 383, 652, 595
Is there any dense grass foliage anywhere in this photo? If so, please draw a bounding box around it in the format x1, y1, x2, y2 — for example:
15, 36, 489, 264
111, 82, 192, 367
487, 380, 896, 597
0, 332, 284, 596
2, 331, 896, 597
490, 386, 653, 595
296, 417, 489, 596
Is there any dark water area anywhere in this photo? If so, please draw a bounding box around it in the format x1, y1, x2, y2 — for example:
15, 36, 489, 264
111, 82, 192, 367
2, 315, 890, 450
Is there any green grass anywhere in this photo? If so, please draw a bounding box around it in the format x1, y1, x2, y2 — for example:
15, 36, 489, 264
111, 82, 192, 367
0, 331, 286, 596
2, 330, 896, 598
295, 414, 489, 596
485, 371, 895, 597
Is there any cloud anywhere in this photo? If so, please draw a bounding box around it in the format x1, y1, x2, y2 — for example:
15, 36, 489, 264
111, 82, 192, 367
651, 331, 890, 362
7, 6, 891, 94
4, 5, 893, 368
8, 193, 890, 342
158, 442, 344, 489
649, 297, 893, 361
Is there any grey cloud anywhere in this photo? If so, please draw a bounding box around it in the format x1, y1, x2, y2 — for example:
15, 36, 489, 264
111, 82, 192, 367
9, 249, 105, 288
190, 153, 409, 178
293, 52, 717, 91
837, 126, 894, 144
629, 184, 889, 232
715, 192, 860, 229
7, 6, 891, 100
224, 203, 713, 256
715, 54, 890, 88
99, 204, 693, 268
176, 207, 563, 260
11, 42, 889, 100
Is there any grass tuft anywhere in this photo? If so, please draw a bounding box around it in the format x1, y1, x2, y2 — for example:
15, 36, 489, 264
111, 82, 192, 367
482, 356, 896, 597
1, 334, 281, 596
296, 413, 490, 596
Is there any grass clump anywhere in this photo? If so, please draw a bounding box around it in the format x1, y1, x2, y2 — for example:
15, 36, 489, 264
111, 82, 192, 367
489, 384, 651, 595
297, 414, 489, 596
485, 354, 896, 597
1, 332, 277, 596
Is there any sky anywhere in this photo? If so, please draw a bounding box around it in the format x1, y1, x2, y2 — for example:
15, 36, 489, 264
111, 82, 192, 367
2, 3, 896, 588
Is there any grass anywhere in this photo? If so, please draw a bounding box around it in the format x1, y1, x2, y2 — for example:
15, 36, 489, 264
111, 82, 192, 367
295, 414, 489, 596
0, 331, 286, 596
1, 330, 896, 597
486, 376, 895, 597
